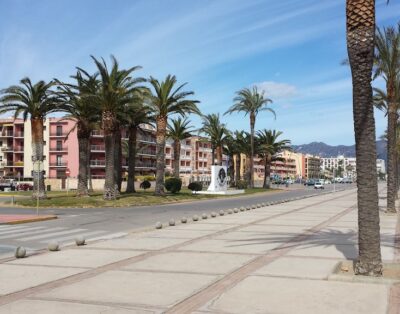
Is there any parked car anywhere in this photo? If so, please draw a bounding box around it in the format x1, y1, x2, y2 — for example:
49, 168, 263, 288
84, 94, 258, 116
0, 179, 17, 191
16, 183, 33, 191
314, 181, 324, 189
324, 179, 332, 184
304, 179, 315, 186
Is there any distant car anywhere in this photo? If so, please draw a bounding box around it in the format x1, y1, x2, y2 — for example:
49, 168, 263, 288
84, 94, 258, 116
17, 183, 33, 191
285, 179, 293, 184
314, 181, 324, 189
304, 179, 315, 186
324, 179, 332, 184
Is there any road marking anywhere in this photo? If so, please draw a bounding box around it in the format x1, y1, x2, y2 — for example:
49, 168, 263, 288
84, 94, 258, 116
0, 227, 64, 240
18, 229, 86, 241
0, 227, 44, 236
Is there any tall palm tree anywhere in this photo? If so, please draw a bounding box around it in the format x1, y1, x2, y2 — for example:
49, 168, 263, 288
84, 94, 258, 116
91, 56, 145, 200
199, 113, 229, 166
148, 75, 199, 195
233, 130, 244, 185
235, 131, 252, 185
167, 117, 194, 178
223, 132, 240, 186
0, 78, 59, 199
257, 130, 291, 189
346, 0, 382, 276
56, 70, 100, 197
374, 24, 400, 213
225, 86, 275, 188
123, 100, 152, 193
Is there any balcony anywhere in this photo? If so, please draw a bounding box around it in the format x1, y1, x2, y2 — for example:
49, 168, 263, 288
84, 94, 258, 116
90, 145, 105, 152
138, 136, 156, 144
49, 132, 68, 137
14, 161, 24, 167
0, 132, 13, 137
137, 149, 156, 156
1, 146, 13, 152
13, 146, 24, 152
0, 162, 14, 167
49, 146, 68, 152
91, 130, 104, 137
181, 155, 192, 161
90, 160, 106, 167
49, 162, 67, 167
14, 132, 24, 138
136, 162, 156, 169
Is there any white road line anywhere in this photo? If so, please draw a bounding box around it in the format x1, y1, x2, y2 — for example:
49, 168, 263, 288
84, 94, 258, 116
0, 227, 64, 240
0, 225, 38, 232
0, 226, 45, 236
41, 230, 106, 244
19, 229, 86, 241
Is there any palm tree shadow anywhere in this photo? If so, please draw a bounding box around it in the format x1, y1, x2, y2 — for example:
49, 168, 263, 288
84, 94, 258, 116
221, 228, 395, 261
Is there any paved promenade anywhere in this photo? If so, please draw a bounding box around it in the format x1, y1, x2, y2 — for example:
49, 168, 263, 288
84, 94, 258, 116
0, 188, 398, 313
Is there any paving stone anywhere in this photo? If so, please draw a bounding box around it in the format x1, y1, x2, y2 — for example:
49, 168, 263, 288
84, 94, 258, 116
240, 224, 309, 233
289, 244, 358, 259
253, 256, 338, 279
172, 223, 239, 231
37, 270, 218, 308
124, 252, 255, 274
0, 299, 154, 314
7, 249, 146, 268
143, 229, 214, 239
91, 237, 188, 250
0, 265, 86, 295
204, 276, 388, 314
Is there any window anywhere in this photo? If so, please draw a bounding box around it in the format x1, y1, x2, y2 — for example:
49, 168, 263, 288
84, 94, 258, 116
56, 155, 62, 166
56, 125, 62, 136
56, 141, 62, 150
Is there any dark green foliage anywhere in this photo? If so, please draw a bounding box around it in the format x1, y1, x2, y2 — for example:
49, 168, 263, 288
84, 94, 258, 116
140, 180, 151, 190
236, 180, 248, 189
165, 177, 182, 194
188, 181, 203, 192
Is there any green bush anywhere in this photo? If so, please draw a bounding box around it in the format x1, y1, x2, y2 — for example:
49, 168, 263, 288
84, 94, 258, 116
140, 180, 151, 190
165, 177, 182, 194
144, 175, 155, 181
236, 180, 248, 189
188, 181, 203, 192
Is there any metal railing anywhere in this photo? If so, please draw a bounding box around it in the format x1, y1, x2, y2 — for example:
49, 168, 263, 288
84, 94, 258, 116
90, 145, 105, 151
90, 160, 106, 166
49, 162, 68, 167
49, 146, 68, 151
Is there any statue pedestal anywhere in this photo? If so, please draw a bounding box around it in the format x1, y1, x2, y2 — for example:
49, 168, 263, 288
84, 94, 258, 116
195, 166, 245, 195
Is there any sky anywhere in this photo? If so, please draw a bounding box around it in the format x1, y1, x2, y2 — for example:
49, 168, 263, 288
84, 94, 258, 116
0, 0, 399, 145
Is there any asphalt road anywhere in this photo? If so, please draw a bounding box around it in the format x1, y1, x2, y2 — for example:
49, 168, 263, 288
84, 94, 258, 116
0, 184, 355, 257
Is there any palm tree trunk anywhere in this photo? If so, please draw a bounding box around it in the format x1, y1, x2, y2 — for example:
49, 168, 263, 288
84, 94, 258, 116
76, 126, 90, 197
216, 146, 223, 166
228, 154, 234, 186
155, 116, 167, 195
114, 127, 122, 194
386, 83, 397, 212
346, 0, 382, 276
245, 155, 251, 185
31, 118, 46, 200
263, 154, 272, 189
103, 111, 117, 200
249, 113, 255, 188
126, 126, 137, 193
173, 140, 181, 178
235, 154, 241, 186
87, 140, 93, 193
211, 147, 215, 166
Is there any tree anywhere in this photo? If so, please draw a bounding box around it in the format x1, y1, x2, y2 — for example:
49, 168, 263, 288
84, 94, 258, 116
374, 24, 400, 213
199, 113, 229, 166
0, 78, 60, 199
167, 117, 193, 178
224, 132, 241, 186
123, 99, 152, 193
346, 0, 382, 276
225, 86, 275, 188
91, 56, 145, 200
147, 75, 199, 195
257, 130, 291, 189
235, 131, 252, 184
56, 70, 100, 197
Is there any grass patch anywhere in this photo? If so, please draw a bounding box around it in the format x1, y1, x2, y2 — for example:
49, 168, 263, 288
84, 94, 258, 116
13, 187, 279, 208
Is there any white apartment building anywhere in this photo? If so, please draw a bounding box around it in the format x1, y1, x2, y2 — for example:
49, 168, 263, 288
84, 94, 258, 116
376, 159, 386, 174
320, 155, 357, 178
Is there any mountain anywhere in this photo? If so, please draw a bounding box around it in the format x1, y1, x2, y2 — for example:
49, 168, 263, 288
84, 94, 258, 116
292, 140, 387, 161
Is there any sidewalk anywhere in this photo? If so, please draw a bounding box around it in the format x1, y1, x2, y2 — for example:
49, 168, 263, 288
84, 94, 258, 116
0, 188, 398, 313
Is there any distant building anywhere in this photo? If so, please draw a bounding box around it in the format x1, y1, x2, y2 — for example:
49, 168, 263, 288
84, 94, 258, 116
376, 159, 386, 174
320, 155, 357, 178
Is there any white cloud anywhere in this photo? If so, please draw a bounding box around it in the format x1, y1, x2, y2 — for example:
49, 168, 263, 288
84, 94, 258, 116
254, 81, 298, 100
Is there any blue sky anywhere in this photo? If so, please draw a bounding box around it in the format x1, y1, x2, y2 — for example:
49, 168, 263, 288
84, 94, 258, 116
0, 0, 399, 145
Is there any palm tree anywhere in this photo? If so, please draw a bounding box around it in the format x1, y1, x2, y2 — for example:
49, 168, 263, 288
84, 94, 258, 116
257, 130, 291, 189
199, 113, 229, 166
225, 86, 275, 188
91, 56, 145, 200
147, 75, 200, 195
123, 100, 152, 193
223, 132, 241, 186
232, 130, 244, 186
167, 117, 194, 178
235, 131, 252, 184
56, 70, 100, 197
374, 25, 400, 213
346, 0, 382, 276
0, 78, 59, 199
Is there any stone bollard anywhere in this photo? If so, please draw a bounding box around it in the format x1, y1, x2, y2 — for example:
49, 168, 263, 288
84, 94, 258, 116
48, 241, 60, 252
169, 219, 176, 226
211, 212, 217, 217
233, 208, 239, 213
15, 246, 26, 258
219, 210, 225, 216
246, 206, 251, 211
75, 236, 86, 246
193, 215, 199, 221
155, 222, 163, 229
181, 217, 188, 223
227, 209, 233, 214
240, 207, 245, 211
202, 213, 208, 219
251, 205, 257, 209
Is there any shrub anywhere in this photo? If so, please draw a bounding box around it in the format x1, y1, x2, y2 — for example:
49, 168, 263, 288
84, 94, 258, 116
188, 181, 203, 192
236, 180, 248, 189
165, 177, 182, 194
140, 180, 151, 190
144, 175, 155, 181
